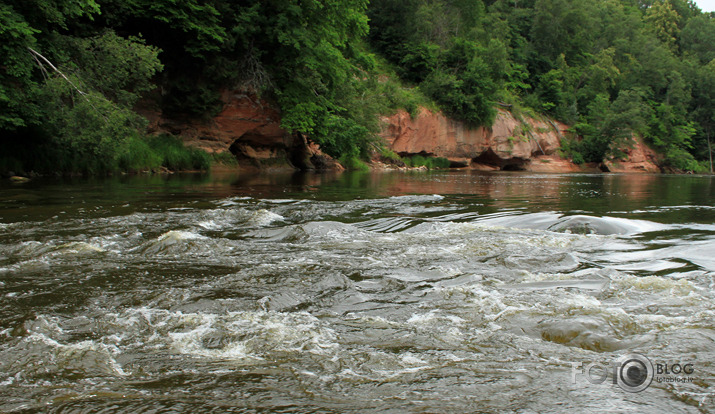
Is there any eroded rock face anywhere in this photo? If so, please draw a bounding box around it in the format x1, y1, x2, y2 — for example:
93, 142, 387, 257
142, 93, 659, 173
143, 92, 340, 170
379, 107, 659, 173
601, 136, 660, 173
381, 108, 570, 171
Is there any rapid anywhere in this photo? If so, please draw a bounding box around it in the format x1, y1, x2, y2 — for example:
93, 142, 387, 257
0, 171, 713, 413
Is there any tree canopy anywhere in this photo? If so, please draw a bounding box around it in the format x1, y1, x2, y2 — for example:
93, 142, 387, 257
1, 0, 714, 173
369, 0, 714, 170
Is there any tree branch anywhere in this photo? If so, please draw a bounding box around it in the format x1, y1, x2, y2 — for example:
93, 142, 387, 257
27, 47, 108, 122
27, 47, 89, 102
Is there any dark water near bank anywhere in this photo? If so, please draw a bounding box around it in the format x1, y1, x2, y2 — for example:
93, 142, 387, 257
0, 171, 713, 413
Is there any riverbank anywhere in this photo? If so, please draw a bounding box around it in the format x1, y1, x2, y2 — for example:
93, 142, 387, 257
143, 93, 668, 175
1, 92, 699, 179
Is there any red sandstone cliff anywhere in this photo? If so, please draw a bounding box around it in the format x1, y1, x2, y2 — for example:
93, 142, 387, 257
141, 91, 341, 170
601, 136, 660, 173
379, 107, 659, 173
141, 92, 659, 173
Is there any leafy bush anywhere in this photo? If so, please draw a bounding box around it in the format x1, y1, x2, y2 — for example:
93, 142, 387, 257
117, 134, 213, 173
378, 147, 402, 161
663, 148, 700, 172
147, 135, 212, 171
117, 135, 162, 172
339, 155, 370, 171
402, 155, 450, 169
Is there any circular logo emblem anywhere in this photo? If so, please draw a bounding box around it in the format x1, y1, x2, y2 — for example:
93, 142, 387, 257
615, 353, 654, 392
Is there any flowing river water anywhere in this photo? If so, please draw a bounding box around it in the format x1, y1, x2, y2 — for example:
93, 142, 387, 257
0, 171, 713, 413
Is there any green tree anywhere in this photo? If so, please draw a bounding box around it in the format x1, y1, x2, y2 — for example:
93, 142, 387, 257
530, 0, 596, 64
644, 0, 681, 51
680, 15, 715, 64
0, 4, 38, 129
0, 1, 163, 173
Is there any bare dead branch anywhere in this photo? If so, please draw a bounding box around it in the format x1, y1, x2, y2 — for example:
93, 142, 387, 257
27, 47, 108, 122
27, 47, 89, 102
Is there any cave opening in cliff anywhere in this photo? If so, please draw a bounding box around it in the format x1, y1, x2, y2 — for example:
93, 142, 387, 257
228, 130, 270, 168
471, 148, 502, 169
472, 149, 527, 171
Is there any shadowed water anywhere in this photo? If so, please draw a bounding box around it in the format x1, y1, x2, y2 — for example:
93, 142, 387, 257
0, 171, 713, 413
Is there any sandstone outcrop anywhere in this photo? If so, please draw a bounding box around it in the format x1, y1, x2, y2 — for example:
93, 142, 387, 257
142, 92, 660, 173
601, 136, 660, 173
379, 107, 658, 173
380, 107, 568, 171
142, 91, 341, 171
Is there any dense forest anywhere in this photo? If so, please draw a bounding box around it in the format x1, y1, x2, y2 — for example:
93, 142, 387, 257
1, 0, 713, 174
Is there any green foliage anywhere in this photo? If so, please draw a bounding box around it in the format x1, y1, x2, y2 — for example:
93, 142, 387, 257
378, 147, 402, 162
339, 155, 371, 171
421, 62, 497, 127
0, 4, 40, 130
680, 15, 715, 64
571, 151, 586, 165
47, 94, 143, 173
644, 0, 681, 51
146, 135, 212, 171
402, 155, 450, 169
57, 31, 163, 107
117, 135, 212, 173
117, 135, 162, 172
2, 0, 714, 174
530, 0, 597, 63
0, 0, 177, 175
212, 151, 239, 166
313, 114, 373, 159
368, 0, 501, 127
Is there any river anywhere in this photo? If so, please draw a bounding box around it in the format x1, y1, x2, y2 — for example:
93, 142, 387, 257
0, 171, 713, 413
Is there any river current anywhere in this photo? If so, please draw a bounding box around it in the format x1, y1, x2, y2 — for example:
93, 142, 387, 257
0, 171, 713, 413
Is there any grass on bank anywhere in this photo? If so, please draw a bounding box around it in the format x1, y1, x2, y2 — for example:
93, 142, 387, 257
118, 134, 212, 172
1, 133, 213, 176
402, 154, 450, 169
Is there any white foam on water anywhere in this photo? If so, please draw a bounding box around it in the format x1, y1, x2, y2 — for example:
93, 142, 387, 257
612, 260, 688, 272
248, 209, 285, 226
611, 274, 696, 296
9, 241, 46, 257
407, 310, 466, 326
3, 320, 128, 379
168, 323, 253, 360
431, 284, 530, 327
106, 308, 340, 361
261, 199, 300, 204
549, 215, 668, 235
195, 207, 283, 230
344, 314, 400, 328
475, 212, 669, 236
389, 194, 444, 202
56, 241, 105, 254
135, 230, 220, 255
157, 230, 207, 241
215, 196, 252, 207
335, 350, 434, 381
197, 219, 222, 230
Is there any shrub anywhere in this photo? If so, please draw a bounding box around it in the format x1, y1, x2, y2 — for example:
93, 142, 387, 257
147, 135, 212, 171
401, 155, 450, 169
117, 135, 162, 172
339, 155, 370, 171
